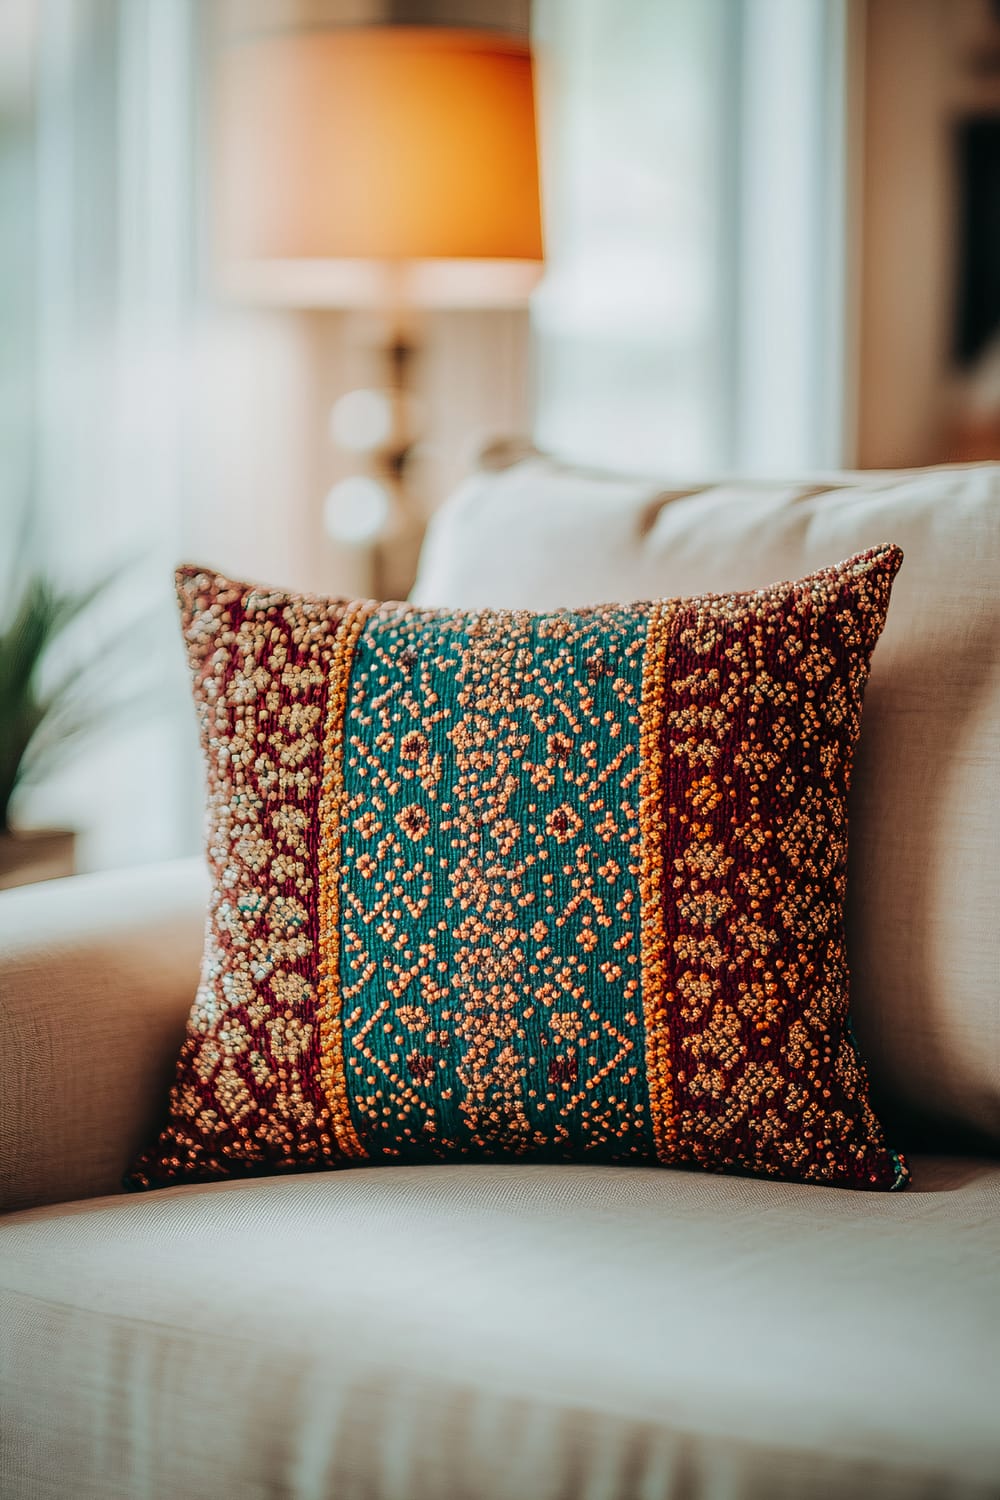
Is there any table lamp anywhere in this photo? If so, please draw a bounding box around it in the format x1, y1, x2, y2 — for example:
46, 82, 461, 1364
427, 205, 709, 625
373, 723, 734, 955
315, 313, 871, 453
214, 25, 544, 596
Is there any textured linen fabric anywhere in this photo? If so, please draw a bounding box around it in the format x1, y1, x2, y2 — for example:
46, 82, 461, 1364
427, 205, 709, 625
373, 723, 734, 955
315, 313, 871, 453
413, 457, 1000, 1148
130, 551, 905, 1192
2, 1159, 998, 1500
0, 860, 207, 1215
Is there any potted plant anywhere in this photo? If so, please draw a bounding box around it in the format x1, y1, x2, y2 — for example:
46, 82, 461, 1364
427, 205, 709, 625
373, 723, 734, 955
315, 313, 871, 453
0, 564, 130, 889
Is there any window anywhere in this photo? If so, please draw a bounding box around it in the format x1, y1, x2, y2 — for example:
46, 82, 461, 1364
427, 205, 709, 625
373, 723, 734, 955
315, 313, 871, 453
532, 0, 853, 475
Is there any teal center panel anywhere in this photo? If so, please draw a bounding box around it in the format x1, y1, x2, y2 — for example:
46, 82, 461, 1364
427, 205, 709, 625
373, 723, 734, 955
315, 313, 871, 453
336, 603, 657, 1163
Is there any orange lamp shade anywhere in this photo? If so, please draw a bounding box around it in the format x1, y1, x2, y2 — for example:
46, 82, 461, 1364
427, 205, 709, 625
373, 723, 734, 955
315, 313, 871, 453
216, 27, 544, 268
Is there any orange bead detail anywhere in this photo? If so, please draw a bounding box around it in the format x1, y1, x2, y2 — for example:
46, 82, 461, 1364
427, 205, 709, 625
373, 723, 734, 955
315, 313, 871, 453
316, 599, 376, 1159
638, 600, 676, 1160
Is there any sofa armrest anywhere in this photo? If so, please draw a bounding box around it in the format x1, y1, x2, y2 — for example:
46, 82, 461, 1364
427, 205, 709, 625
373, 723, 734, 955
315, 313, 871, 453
0, 859, 207, 1215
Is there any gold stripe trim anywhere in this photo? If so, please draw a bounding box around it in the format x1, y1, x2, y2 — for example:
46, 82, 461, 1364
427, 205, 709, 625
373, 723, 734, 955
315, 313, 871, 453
638, 602, 675, 1160
316, 599, 376, 1160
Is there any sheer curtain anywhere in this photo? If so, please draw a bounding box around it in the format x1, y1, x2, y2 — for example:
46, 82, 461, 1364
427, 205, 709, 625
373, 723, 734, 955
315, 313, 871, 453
531, 0, 856, 476
2, 0, 201, 869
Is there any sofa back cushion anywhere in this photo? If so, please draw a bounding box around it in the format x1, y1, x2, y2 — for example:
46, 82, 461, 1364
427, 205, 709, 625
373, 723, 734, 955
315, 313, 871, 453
412, 456, 1000, 1150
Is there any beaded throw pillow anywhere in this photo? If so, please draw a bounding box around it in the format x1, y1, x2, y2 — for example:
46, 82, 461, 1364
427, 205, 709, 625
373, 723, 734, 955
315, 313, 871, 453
128, 547, 908, 1192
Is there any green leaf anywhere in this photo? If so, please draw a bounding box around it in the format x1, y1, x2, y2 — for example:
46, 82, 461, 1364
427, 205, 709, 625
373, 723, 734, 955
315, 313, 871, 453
0, 546, 151, 829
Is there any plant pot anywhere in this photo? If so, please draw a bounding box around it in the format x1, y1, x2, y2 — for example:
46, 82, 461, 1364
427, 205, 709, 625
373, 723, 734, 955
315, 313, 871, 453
0, 828, 77, 890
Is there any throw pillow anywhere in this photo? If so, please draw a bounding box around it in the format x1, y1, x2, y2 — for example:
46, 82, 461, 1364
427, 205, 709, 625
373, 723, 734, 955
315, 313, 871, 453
128, 546, 908, 1191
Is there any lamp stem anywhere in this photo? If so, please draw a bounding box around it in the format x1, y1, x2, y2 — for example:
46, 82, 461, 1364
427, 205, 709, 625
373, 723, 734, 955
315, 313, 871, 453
371, 294, 424, 600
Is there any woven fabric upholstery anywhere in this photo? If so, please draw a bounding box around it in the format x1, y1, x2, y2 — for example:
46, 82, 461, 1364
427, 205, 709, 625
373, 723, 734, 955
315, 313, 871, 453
0, 860, 206, 1215
130, 549, 906, 1191
4, 1160, 999, 1500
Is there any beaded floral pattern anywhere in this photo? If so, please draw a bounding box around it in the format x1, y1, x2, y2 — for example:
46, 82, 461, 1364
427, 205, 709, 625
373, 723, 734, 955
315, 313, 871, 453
127, 547, 908, 1191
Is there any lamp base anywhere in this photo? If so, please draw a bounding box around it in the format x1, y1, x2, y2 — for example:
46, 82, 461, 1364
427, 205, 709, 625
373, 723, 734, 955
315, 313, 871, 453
373, 499, 425, 602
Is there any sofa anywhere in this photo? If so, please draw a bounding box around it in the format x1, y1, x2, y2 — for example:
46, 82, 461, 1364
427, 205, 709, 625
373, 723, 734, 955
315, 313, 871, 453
2, 454, 998, 1500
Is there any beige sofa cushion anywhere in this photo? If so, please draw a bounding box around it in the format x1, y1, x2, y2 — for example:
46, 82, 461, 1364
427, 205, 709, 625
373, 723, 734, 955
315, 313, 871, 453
2, 1161, 998, 1500
0, 860, 208, 1215
412, 459, 1000, 1148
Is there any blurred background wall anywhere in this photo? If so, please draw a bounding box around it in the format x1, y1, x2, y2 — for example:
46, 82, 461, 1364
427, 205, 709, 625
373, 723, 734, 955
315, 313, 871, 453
1, 0, 999, 875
